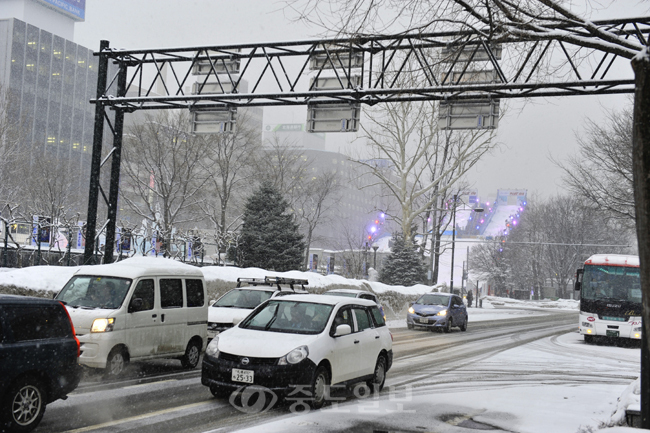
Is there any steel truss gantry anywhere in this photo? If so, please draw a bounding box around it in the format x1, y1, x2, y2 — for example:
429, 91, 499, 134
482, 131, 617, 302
84, 17, 650, 263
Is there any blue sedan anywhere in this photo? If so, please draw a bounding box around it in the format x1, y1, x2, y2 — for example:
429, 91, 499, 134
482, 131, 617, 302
406, 292, 468, 332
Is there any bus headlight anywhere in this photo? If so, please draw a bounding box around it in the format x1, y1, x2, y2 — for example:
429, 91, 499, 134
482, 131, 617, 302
91, 318, 115, 333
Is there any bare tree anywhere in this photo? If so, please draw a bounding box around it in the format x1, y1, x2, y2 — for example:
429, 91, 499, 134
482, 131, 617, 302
255, 136, 342, 265
21, 153, 83, 227
294, 170, 340, 269
476, 195, 634, 299
198, 110, 262, 262
255, 135, 312, 208
0, 84, 26, 205
355, 96, 496, 241
120, 110, 210, 250
331, 221, 370, 279
555, 105, 635, 229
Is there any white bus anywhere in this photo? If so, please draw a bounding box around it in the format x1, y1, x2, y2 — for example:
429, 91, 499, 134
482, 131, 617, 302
574, 254, 642, 343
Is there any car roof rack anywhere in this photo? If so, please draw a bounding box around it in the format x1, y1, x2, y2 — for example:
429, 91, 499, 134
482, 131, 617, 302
236, 276, 309, 291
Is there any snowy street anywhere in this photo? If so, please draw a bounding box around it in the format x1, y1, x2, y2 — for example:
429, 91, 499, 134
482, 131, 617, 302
30, 306, 641, 433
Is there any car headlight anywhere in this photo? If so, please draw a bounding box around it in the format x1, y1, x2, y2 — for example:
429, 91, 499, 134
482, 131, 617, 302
278, 345, 309, 365
408, 307, 415, 314
91, 318, 115, 333
206, 336, 220, 358
437, 310, 447, 316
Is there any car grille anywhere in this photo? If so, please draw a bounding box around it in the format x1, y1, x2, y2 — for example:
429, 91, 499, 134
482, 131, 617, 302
415, 312, 438, 317
219, 351, 278, 365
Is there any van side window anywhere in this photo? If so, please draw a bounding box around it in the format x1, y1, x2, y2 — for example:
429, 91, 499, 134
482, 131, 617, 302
161, 279, 183, 308
186, 279, 205, 307
132, 280, 154, 311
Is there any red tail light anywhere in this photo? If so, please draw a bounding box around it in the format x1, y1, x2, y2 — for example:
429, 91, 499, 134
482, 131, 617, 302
59, 301, 81, 357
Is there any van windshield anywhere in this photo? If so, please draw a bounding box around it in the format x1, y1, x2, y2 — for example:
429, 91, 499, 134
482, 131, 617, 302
57, 276, 132, 310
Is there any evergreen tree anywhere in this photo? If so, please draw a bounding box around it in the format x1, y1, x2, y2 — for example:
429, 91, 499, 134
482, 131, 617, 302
237, 182, 305, 271
380, 231, 427, 286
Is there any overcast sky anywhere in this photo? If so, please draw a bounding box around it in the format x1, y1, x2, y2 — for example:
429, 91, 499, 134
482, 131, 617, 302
73, 0, 649, 201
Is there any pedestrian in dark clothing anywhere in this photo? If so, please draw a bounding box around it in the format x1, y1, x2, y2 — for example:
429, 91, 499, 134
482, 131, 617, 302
466, 290, 473, 308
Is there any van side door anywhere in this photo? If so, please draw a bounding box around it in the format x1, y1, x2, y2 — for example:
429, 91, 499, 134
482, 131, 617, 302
125, 279, 160, 358
159, 278, 186, 354
185, 278, 208, 350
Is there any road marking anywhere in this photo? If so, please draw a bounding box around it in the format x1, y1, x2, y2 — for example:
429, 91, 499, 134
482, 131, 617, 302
123, 379, 176, 389
65, 401, 214, 432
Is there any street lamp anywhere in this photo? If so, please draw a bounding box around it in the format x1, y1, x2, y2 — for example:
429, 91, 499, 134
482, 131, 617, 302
449, 194, 484, 294
372, 243, 379, 269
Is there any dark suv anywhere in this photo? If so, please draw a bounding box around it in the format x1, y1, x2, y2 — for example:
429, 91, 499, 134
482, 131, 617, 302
0, 295, 81, 432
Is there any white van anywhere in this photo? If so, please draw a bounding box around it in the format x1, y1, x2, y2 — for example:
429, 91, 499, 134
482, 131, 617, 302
56, 257, 208, 376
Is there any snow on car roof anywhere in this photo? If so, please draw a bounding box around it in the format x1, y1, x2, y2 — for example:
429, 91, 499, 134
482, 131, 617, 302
585, 254, 639, 267
421, 292, 453, 297
325, 289, 369, 295
277, 293, 376, 306
73, 256, 205, 279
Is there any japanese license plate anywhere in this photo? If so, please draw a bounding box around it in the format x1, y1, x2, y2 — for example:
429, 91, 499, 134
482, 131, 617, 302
606, 330, 620, 337
232, 368, 254, 384
418, 318, 429, 324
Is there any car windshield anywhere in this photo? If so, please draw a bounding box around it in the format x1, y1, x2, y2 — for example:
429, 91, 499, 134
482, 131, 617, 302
57, 276, 132, 310
240, 300, 334, 334
213, 289, 273, 309
416, 294, 449, 306
325, 291, 357, 298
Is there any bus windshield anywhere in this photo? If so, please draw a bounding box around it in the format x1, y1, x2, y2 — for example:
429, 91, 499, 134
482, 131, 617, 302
581, 264, 641, 303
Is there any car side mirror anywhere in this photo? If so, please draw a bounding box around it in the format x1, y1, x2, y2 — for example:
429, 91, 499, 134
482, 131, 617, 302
128, 298, 143, 313
575, 269, 583, 291
333, 324, 352, 337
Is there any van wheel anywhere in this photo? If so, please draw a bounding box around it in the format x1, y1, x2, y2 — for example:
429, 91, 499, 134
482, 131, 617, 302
2, 376, 46, 433
105, 347, 128, 377
181, 340, 201, 369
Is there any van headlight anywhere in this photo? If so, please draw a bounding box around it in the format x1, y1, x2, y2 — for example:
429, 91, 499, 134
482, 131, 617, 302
206, 336, 220, 358
91, 318, 115, 333
437, 310, 448, 316
278, 345, 309, 365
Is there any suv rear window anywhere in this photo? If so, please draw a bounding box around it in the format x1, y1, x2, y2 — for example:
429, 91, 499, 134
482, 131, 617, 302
3, 305, 71, 342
